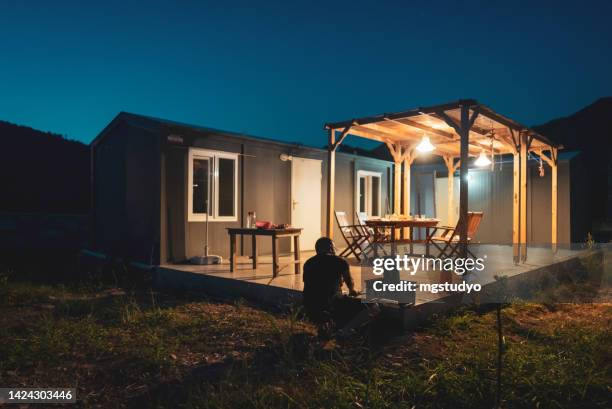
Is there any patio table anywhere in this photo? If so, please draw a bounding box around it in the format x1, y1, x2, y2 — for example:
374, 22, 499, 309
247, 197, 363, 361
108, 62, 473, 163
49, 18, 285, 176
227, 227, 303, 277
365, 218, 439, 256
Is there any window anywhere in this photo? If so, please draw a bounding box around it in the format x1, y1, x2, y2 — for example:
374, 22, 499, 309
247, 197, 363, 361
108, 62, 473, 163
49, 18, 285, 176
356, 170, 382, 217
188, 148, 238, 222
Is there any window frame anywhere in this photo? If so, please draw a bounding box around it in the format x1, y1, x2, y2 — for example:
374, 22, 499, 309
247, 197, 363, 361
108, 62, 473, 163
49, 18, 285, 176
356, 170, 382, 218
187, 148, 239, 222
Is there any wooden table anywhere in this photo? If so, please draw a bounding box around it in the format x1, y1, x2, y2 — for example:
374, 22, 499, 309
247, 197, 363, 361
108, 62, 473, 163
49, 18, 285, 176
227, 227, 302, 277
365, 218, 439, 256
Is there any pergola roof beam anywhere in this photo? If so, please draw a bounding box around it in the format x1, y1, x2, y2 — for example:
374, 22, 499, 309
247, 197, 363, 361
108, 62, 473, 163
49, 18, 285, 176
477, 104, 558, 148
330, 126, 351, 151
356, 122, 488, 157
384, 117, 456, 140
348, 125, 474, 158
324, 99, 561, 150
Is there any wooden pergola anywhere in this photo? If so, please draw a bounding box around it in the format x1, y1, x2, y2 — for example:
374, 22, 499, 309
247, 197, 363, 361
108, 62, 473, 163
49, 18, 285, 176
324, 99, 562, 261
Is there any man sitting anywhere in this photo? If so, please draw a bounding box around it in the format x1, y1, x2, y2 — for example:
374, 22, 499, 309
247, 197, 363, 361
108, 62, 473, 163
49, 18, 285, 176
303, 237, 371, 336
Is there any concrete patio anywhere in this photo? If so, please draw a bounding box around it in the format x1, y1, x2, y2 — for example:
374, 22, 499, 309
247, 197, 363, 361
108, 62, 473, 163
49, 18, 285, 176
154, 244, 600, 327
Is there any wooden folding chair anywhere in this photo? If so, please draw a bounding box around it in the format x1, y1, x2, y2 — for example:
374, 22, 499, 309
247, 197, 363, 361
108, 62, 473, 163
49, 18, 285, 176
355, 212, 389, 256
335, 211, 372, 261
356, 212, 390, 243
429, 212, 483, 258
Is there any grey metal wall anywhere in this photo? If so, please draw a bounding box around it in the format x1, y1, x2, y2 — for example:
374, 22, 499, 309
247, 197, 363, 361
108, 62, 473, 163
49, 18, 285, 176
93, 120, 162, 264
328, 154, 394, 244
94, 117, 577, 266
93, 123, 127, 257
161, 132, 394, 262
412, 159, 572, 244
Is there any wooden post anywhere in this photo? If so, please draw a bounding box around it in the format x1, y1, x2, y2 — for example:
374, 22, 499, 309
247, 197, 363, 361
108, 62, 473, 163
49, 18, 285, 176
551, 148, 558, 252
385, 141, 403, 217
402, 154, 411, 217
385, 141, 403, 240
325, 128, 335, 238
438, 104, 478, 258
447, 165, 454, 226
519, 132, 528, 262
512, 152, 520, 263
394, 160, 401, 215
443, 156, 458, 226
458, 105, 471, 258
393, 158, 402, 240
402, 149, 415, 237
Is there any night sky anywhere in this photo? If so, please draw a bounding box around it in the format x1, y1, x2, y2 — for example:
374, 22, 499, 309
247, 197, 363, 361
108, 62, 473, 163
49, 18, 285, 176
1, 0, 611, 147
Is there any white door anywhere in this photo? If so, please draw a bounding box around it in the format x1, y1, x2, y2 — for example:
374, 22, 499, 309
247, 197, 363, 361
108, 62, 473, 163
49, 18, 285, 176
291, 157, 322, 251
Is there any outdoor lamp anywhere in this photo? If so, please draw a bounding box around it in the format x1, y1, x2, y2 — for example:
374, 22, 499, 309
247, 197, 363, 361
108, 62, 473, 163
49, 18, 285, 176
474, 150, 492, 167
416, 134, 435, 152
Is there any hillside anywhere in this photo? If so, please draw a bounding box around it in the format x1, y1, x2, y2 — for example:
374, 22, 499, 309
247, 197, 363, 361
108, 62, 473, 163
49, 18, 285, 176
0, 121, 90, 213
534, 97, 612, 225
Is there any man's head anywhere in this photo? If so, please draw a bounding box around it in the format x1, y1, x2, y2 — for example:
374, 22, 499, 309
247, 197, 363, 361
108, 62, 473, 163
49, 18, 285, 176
315, 237, 336, 256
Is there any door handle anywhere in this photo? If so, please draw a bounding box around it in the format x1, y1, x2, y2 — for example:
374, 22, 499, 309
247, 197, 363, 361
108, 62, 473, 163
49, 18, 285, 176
292, 200, 299, 210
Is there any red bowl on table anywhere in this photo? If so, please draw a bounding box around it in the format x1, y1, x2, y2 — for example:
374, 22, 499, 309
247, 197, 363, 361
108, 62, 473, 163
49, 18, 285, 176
255, 221, 273, 229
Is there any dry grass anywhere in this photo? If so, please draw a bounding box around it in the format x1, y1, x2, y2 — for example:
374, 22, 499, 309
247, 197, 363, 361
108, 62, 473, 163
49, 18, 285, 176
0, 276, 610, 408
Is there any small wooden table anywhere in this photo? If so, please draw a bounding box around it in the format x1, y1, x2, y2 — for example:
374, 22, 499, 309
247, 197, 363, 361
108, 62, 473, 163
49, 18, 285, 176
365, 218, 439, 256
227, 227, 302, 277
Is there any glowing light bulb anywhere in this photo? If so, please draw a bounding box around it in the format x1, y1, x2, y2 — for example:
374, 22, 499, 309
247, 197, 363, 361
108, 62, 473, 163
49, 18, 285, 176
416, 135, 435, 152
474, 151, 491, 167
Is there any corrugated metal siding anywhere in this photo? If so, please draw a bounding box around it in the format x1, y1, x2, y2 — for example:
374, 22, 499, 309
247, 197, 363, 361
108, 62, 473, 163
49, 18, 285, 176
93, 120, 162, 263
413, 160, 572, 244
161, 134, 394, 261
326, 154, 393, 247
93, 122, 128, 256
95, 117, 576, 264
125, 124, 161, 264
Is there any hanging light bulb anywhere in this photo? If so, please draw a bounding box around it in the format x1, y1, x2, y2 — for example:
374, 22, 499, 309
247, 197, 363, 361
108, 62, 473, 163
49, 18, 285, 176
474, 150, 492, 167
416, 134, 435, 152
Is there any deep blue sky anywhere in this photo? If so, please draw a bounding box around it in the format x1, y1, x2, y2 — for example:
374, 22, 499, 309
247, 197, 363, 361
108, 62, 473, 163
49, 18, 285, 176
1, 0, 611, 147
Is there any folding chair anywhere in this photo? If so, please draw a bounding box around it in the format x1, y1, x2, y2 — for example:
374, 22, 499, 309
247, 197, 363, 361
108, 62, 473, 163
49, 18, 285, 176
355, 212, 389, 257
356, 212, 390, 243
335, 211, 372, 261
429, 212, 483, 258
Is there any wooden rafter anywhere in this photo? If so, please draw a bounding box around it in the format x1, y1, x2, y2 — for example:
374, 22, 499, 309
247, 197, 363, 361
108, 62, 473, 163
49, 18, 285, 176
436, 110, 461, 133
323, 99, 562, 259
351, 124, 479, 157
442, 156, 461, 173
468, 138, 504, 155
367, 122, 416, 141
325, 100, 560, 152
350, 114, 519, 157
330, 126, 351, 151
530, 149, 555, 167
384, 117, 455, 140
385, 141, 400, 162
497, 128, 518, 154
385, 141, 415, 163
402, 146, 416, 164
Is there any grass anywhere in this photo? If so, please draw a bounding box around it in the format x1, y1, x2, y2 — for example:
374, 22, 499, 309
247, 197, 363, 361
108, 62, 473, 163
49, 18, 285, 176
0, 275, 610, 408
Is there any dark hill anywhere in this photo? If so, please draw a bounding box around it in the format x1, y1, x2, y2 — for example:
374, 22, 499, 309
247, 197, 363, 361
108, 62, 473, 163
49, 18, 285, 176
534, 97, 612, 225
533, 97, 612, 151
0, 121, 90, 213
